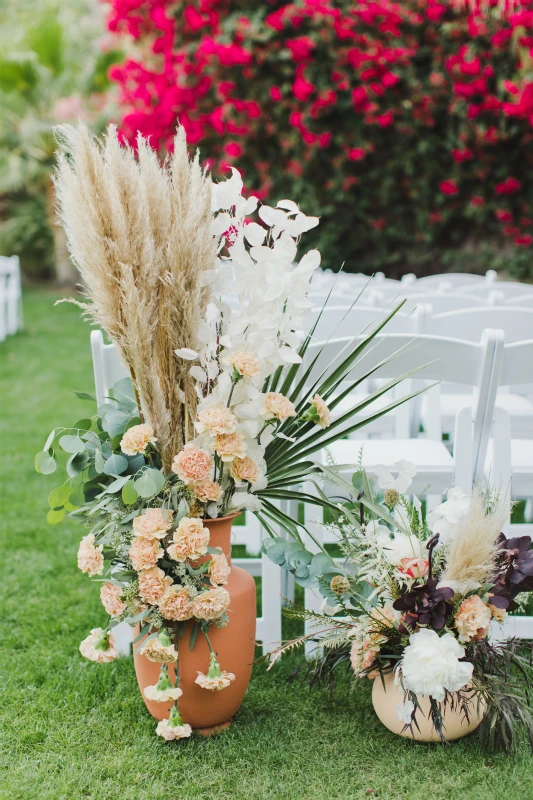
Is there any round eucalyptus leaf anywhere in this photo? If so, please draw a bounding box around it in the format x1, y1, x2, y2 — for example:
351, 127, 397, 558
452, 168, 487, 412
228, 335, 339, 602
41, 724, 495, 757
66, 451, 89, 478
144, 468, 165, 493
47, 507, 66, 524
69, 485, 85, 507
59, 434, 86, 454
105, 475, 131, 494
35, 451, 57, 475
73, 419, 92, 432
103, 454, 128, 476
134, 472, 158, 498
122, 479, 138, 505
48, 485, 70, 510
94, 449, 105, 474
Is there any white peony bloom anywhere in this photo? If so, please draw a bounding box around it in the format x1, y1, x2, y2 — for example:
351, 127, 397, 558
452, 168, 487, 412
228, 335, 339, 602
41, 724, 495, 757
396, 699, 415, 725
426, 488, 471, 544
398, 629, 474, 702
371, 461, 416, 495
376, 532, 425, 566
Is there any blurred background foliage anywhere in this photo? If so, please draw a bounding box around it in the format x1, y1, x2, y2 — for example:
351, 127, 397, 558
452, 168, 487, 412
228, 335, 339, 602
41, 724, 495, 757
0, 0, 122, 282
1, 1, 532, 283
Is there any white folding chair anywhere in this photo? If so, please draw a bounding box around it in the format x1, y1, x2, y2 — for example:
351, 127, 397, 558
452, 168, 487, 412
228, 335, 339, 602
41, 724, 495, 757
90, 330, 282, 654
459, 280, 529, 299
484, 339, 533, 640
424, 308, 533, 443
504, 293, 533, 309
411, 270, 497, 289
0, 255, 23, 340
301, 330, 504, 654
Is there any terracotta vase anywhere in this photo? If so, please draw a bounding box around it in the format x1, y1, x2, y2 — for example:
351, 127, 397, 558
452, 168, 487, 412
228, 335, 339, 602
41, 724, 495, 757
134, 513, 256, 732
372, 672, 485, 742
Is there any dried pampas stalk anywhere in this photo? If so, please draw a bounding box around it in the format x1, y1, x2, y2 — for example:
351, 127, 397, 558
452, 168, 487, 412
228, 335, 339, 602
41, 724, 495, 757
440, 489, 507, 587
53, 123, 217, 471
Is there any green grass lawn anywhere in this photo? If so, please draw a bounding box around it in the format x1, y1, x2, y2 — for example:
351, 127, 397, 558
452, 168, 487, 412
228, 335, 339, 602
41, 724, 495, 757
1, 291, 532, 800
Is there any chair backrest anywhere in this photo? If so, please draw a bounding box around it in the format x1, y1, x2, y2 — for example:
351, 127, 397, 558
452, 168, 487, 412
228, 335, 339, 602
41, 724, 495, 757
0, 255, 22, 338
90, 330, 129, 406
411, 271, 497, 288
503, 293, 533, 309
398, 292, 488, 315
458, 280, 526, 298
304, 330, 504, 483
429, 307, 533, 343
306, 304, 423, 340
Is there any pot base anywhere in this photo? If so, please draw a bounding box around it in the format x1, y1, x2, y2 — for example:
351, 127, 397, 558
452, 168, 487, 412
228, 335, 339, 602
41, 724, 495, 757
195, 719, 232, 737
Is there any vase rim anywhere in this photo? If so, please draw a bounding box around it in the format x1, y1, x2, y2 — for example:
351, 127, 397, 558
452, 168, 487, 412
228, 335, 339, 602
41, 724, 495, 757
203, 511, 242, 523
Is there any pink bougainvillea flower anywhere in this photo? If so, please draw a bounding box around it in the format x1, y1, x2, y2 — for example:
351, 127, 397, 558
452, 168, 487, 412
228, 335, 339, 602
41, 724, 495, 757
439, 180, 459, 195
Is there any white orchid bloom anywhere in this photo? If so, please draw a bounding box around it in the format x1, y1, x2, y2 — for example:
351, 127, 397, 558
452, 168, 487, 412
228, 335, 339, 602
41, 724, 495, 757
371, 460, 417, 494
426, 488, 471, 544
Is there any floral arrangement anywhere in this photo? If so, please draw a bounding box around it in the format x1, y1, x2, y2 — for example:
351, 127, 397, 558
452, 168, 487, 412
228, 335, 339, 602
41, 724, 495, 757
106, 0, 533, 278
267, 462, 533, 752
36, 123, 415, 739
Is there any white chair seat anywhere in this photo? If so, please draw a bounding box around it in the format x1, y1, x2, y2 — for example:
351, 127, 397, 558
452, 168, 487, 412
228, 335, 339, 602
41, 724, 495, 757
326, 438, 454, 495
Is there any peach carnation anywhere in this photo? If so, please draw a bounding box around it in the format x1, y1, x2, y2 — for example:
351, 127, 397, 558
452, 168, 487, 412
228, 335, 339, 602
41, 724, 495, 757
120, 423, 156, 456
230, 456, 260, 484
167, 517, 210, 562
100, 582, 125, 617
194, 479, 223, 503
144, 684, 182, 703
228, 350, 261, 379
171, 443, 213, 485
138, 567, 173, 605
214, 431, 247, 462
156, 707, 192, 740
311, 394, 331, 428
191, 587, 230, 621
129, 536, 163, 572
263, 392, 296, 422
208, 552, 231, 586
140, 632, 177, 663
132, 507, 173, 540
158, 587, 194, 621
196, 404, 237, 436
454, 595, 492, 643
79, 628, 118, 663
77, 534, 104, 577
195, 655, 235, 691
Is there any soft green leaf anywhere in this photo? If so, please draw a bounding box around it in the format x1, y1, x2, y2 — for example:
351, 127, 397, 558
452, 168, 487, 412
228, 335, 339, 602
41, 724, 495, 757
47, 507, 66, 524
35, 451, 57, 475
103, 454, 128, 476
74, 391, 96, 401
48, 485, 70, 510
94, 449, 105, 474
105, 475, 131, 493
73, 419, 92, 432
66, 451, 89, 478
59, 434, 86, 454
134, 472, 157, 498
121, 479, 138, 505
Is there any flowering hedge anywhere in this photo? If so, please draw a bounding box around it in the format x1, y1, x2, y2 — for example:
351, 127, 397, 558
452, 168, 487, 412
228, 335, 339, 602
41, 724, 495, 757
107, 1, 533, 278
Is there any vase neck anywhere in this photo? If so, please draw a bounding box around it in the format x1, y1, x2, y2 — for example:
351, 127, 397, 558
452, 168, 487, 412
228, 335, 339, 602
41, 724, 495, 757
204, 515, 239, 565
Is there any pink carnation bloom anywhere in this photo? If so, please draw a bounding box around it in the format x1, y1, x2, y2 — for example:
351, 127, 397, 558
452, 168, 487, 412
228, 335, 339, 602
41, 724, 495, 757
79, 628, 118, 663
208, 552, 231, 586
129, 536, 163, 571
454, 595, 491, 642
230, 455, 260, 484
100, 582, 126, 617
132, 507, 173, 540
196, 405, 237, 436
191, 587, 230, 621
167, 517, 210, 562
138, 566, 173, 604
158, 587, 194, 621
171, 443, 214, 485
214, 431, 247, 462
120, 423, 157, 456
77, 534, 104, 577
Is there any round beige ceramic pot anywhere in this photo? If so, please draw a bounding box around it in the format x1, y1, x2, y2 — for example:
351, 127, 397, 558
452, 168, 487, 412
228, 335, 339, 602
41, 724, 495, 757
372, 672, 485, 742
134, 513, 256, 732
